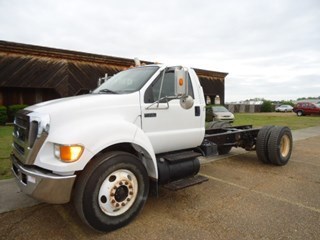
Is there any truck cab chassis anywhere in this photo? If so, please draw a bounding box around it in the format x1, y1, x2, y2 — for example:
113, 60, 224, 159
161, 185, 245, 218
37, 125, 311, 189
11, 63, 292, 232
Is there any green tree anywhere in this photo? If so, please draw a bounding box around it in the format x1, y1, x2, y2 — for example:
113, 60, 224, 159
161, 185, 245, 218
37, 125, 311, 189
280, 100, 294, 107
0, 106, 8, 125
261, 100, 273, 112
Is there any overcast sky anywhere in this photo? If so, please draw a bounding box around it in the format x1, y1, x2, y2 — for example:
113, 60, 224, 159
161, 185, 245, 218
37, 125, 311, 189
0, 0, 319, 102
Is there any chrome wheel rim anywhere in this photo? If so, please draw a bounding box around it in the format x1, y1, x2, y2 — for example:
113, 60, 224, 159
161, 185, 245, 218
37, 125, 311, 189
98, 169, 138, 216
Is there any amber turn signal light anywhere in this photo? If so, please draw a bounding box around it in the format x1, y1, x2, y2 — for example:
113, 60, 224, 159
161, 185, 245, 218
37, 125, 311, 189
54, 144, 84, 162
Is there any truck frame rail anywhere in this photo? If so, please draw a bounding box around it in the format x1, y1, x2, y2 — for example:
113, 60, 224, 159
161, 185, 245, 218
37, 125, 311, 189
205, 125, 259, 151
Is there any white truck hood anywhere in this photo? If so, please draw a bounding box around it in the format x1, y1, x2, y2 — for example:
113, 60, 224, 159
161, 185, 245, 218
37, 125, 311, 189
26, 93, 141, 128
27, 93, 139, 115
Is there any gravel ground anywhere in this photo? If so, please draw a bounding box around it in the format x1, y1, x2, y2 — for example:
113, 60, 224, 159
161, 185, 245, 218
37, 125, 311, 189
0, 135, 319, 240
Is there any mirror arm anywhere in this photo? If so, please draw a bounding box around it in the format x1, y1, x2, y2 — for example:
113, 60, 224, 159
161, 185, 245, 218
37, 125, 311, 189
146, 96, 177, 110
157, 70, 166, 108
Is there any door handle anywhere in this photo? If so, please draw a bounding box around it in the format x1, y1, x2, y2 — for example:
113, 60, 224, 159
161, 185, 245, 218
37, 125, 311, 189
144, 113, 157, 118
195, 106, 200, 116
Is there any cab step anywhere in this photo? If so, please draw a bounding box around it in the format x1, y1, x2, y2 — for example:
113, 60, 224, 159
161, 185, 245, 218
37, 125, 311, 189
161, 151, 202, 163
163, 175, 208, 191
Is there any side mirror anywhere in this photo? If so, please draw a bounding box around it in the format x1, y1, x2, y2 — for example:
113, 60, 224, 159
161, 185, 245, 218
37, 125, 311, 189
180, 95, 194, 110
174, 67, 194, 109
174, 67, 188, 96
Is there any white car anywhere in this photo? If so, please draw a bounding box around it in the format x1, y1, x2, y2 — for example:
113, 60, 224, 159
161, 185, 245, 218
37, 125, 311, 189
206, 106, 234, 123
275, 105, 293, 112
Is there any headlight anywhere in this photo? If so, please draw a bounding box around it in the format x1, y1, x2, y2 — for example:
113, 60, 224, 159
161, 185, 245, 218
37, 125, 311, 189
54, 144, 84, 162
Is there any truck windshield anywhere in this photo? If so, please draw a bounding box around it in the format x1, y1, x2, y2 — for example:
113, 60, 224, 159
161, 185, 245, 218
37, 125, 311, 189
93, 66, 160, 94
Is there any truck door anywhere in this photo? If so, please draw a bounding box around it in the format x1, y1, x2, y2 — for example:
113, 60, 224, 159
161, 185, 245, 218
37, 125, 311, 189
141, 68, 204, 154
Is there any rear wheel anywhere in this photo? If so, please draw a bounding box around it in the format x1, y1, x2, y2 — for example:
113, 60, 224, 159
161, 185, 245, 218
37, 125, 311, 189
73, 151, 149, 232
256, 126, 275, 164
267, 126, 293, 166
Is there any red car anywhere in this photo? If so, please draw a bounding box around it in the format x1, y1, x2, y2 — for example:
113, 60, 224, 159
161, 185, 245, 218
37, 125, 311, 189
293, 102, 320, 116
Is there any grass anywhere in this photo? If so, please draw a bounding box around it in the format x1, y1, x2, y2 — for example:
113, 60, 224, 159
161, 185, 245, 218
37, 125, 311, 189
0, 113, 319, 180
233, 112, 320, 130
0, 126, 13, 180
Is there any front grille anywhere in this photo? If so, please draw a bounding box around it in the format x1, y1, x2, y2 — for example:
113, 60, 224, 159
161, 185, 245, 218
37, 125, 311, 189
14, 142, 25, 155
12, 110, 38, 164
14, 112, 30, 142
12, 110, 49, 166
15, 115, 29, 129
14, 124, 27, 142
29, 121, 39, 148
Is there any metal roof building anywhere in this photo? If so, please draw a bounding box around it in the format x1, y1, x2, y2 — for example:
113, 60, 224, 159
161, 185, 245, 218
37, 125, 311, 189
0, 41, 228, 106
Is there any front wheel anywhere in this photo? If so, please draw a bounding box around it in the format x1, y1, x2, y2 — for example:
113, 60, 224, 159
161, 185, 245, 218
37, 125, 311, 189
73, 151, 149, 232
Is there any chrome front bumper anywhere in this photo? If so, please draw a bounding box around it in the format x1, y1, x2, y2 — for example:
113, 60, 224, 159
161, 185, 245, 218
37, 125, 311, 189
11, 154, 76, 204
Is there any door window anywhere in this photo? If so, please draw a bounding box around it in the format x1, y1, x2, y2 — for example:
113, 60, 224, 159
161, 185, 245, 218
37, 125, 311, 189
144, 69, 194, 103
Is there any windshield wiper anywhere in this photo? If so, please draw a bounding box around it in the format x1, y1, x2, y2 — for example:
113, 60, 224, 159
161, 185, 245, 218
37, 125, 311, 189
98, 89, 118, 94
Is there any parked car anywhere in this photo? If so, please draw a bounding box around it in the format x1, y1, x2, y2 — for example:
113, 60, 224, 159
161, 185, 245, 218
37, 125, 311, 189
206, 105, 234, 123
275, 105, 293, 112
293, 102, 320, 116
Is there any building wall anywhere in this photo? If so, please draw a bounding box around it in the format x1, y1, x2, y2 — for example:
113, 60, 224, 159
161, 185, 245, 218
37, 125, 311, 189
0, 41, 228, 107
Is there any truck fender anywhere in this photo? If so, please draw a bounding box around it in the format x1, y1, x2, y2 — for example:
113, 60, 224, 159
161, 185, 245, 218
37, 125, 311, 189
132, 127, 158, 179
84, 121, 157, 179
35, 119, 157, 179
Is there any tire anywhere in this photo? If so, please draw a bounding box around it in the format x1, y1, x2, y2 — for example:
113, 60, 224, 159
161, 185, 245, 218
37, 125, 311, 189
297, 110, 303, 116
256, 126, 275, 164
267, 126, 293, 166
73, 151, 149, 232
